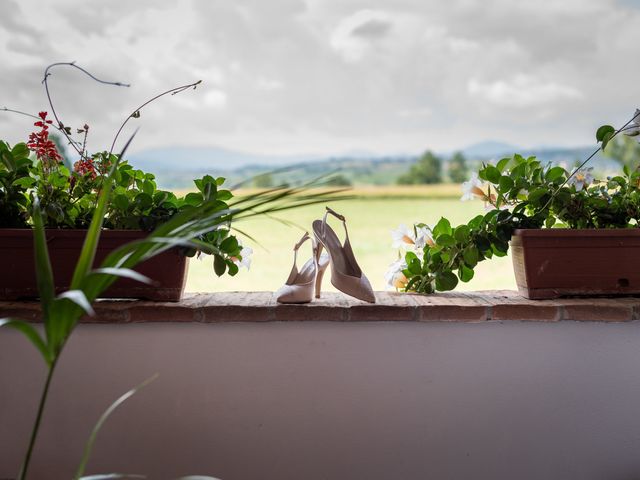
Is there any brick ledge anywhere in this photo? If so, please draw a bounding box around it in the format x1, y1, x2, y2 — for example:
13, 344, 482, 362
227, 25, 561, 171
1, 290, 640, 323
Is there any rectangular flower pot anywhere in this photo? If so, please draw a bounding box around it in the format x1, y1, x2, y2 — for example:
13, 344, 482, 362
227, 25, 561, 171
510, 229, 640, 299
0, 229, 188, 301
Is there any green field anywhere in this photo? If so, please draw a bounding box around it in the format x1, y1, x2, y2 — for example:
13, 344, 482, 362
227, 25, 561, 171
185, 186, 516, 294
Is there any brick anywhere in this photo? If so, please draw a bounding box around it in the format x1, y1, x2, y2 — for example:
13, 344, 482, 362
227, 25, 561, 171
411, 292, 487, 322
561, 298, 636, 322
483, 294, 561, 322
348, 291, 417, 322
199, 291, 275, 322
274, 293, 348, 322
2, 290, 639, 324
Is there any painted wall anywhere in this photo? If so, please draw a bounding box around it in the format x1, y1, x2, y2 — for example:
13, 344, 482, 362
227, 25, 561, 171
2, 320, 640, 479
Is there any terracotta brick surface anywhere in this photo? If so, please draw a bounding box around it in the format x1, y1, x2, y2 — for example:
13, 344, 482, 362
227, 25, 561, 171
411, 292, 488, 322
1, 291, 639, 323
561, 298, 636, 322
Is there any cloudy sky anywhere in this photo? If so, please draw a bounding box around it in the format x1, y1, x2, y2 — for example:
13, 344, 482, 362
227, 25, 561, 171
1, 0, 640, 157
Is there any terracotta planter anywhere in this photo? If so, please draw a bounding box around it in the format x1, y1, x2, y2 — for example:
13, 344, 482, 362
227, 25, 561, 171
0, 229, 188, 301
510, 228, 640, 299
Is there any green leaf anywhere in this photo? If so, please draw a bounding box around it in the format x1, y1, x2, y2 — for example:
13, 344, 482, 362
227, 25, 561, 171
91, 268, 153, 285
184, 192, 203, 206
484, 166, 501, 184
0, 318, 51, 365
79, 474, 146, 480
435, 271, 458, 291
601, 131, 614, 151
57, 290, 95, 317
462, 246, 479, 267
453, 225, 469, 243
74, 375, 158, 480
220, 236, 239, 253
213, 255, 227, 276
436, 233, 455, 247
432, 217, 452, 237
12, 177, 36, 188
113, 194, 129, 211
32, 197, 55, 328
458, 264, 474, 283
545, 166, 565, 182
70, 133, 136, 290
11, 142, 30, 160
596, 124, 615, 143
496, 157, 511, 173
498, 176, 514, 192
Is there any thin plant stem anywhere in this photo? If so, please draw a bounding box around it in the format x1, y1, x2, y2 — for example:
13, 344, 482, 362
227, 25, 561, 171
42, 62, 130, 158
543, 110, 640, 210
18, 360, 58, 480
108, 79, 202, 155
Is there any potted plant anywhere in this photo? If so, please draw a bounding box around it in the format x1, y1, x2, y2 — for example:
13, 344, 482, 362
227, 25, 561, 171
1, 63, 339, 301
386, 111, 640, 299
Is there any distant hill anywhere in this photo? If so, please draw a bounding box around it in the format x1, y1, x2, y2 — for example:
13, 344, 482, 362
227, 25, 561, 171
127, 143, 616, 190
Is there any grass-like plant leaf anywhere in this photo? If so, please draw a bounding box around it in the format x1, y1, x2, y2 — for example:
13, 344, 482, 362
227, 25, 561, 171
0, 319, 50, 366
79, 474, 146, 479
74, 374, 159, 480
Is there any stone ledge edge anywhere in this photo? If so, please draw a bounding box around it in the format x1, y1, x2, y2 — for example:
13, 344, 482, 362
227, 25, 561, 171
2, 290, 640, 324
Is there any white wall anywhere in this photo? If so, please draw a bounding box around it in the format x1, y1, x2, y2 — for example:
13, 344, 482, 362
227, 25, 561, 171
2, 320, 640, 479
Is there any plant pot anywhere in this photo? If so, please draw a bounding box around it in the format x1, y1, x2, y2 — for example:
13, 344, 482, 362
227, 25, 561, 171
0, 229, 188, 301
510, 228, 640, 299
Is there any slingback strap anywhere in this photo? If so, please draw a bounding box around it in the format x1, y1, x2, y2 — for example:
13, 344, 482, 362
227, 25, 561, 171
292, 232, 313, 272
321, 206, 350, 243
294, 231, 311, 251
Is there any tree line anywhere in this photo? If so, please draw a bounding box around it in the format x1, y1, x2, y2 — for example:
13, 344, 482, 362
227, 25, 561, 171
397, 151, 469, 185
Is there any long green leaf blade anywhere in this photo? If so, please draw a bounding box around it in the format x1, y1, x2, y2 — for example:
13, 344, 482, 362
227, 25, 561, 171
74, 374, 159, 480
0, 318, 50, 366
70, 133, 137, 289
79, 474, 146, 480
32, 197, 54, 321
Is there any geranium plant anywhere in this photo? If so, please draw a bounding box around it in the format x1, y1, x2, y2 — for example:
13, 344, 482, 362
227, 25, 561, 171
386, 111, 640, 294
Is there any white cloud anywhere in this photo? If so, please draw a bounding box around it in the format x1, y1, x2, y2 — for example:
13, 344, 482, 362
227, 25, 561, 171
329, 9, 393, 62
467, 75, 583, 108
204, 90, 228, 108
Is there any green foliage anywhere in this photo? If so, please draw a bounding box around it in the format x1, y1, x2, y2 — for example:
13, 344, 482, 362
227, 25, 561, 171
0, 143, 248, 276
397, 150, 442, 184
604, 135, 640, 170
447, 151, 469, 183
397, 146, 640, 294
325, 173, 352, 186
253, 172, 274, 188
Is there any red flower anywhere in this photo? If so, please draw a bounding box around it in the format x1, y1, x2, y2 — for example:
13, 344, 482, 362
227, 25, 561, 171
27, 111, 61, 166
74, 158, 97, 179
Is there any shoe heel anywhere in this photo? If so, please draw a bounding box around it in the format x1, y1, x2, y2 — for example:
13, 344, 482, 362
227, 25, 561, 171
315, 262, 328, 299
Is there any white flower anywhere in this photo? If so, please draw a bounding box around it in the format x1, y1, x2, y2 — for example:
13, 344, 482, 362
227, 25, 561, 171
384, 259, 408, 290
391, 224, 416, 249
568, 167, 594, 192
623, 109, 640, 138
232, 240, 253, 270
461, 172, 488, 201
414, 225, 435, 250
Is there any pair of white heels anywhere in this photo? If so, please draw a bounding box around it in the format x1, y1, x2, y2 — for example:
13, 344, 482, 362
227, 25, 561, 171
275, 207, 376, 304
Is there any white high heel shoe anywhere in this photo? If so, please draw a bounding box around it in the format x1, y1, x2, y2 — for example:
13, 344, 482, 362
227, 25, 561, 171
312, 207, 376, 303
275, 232, 330, 304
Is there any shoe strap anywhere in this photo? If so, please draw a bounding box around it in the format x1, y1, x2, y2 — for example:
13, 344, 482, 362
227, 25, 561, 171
292, 232, 313, 271
322, 206, 350, 243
